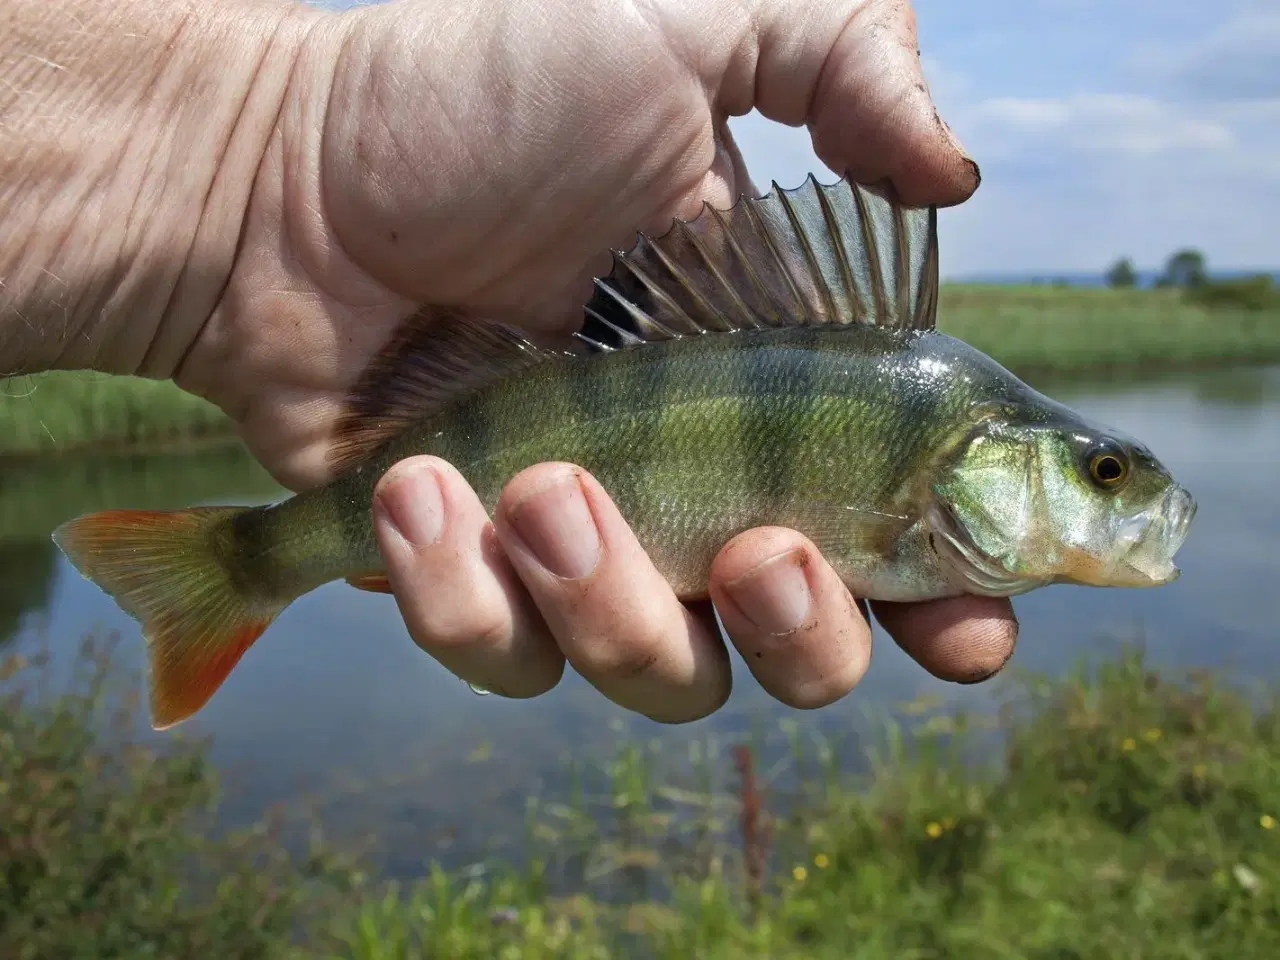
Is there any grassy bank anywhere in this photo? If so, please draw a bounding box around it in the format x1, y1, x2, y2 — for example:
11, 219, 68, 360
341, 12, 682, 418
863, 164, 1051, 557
2, 284, 1278, 460
0, 371, 233, 459
938, 284, 1280, 376
2, 639, 1276, 958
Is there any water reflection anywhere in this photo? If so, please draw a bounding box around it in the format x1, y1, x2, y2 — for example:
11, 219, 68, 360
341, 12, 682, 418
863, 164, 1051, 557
0, 443, 282, 645
1032, 362, 1280, 417
1, 366, 1278, 875
1188, 365, 1279, 408
0, 539, 56, 644
0, 443, 282, 544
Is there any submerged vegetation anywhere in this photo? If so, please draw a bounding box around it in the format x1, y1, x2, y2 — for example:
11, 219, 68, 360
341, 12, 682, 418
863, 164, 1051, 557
1, 637, 1277, 958
1, 283, 1278, 459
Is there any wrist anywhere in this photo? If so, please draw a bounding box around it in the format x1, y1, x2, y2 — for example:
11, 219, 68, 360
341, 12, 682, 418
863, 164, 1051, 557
0, 0, 325, 378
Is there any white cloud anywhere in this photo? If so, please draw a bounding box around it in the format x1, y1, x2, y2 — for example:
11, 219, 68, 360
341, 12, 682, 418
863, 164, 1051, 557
1136, 10, 1280, 101
733, 0, 1280, 279
730, 86, 1279, 277
970, 94, 1236, 155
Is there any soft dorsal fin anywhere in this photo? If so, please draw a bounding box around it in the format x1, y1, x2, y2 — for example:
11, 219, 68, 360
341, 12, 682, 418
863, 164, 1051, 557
328, 308, 565, 473
577, 175, 939, 352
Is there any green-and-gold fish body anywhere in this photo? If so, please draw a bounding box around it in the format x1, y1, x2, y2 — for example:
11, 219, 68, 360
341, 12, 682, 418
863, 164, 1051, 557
53, 176, 1197, 729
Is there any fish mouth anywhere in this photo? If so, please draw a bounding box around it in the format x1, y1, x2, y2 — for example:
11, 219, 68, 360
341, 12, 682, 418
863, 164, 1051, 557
1106, 483, 1197, 587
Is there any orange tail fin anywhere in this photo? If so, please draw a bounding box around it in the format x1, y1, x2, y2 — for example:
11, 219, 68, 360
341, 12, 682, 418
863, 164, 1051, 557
52, 506, 288, 730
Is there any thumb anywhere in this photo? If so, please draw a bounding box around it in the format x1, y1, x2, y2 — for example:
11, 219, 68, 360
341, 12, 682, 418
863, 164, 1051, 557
718, 0, 978, 207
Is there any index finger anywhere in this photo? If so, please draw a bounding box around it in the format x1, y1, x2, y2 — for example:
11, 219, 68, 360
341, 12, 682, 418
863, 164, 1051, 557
715, 0, 979, 207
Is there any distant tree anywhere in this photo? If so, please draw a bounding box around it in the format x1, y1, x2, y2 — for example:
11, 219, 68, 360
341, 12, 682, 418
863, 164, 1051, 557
1105, 257, 1138, 288
1157, 249, 1208, 288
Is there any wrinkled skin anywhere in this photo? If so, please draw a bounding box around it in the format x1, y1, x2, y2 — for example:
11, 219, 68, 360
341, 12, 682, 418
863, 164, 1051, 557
176, 0, 1018, 722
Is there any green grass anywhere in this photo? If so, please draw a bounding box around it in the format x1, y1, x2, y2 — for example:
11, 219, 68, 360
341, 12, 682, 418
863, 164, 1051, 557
325, 649, 1280, 959
0, 371, 233, 459
0, 637, 362, 960
2, 639, 1277, 958
2, 284, 1278, 459
937, 284, 1280, 375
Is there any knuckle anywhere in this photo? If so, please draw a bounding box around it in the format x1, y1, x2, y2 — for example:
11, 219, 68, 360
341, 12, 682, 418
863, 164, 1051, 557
412, 604, 512, 654
571, 624, 667, 685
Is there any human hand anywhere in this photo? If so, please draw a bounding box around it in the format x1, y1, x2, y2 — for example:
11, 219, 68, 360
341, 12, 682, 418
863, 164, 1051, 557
107, 0, 1021, 718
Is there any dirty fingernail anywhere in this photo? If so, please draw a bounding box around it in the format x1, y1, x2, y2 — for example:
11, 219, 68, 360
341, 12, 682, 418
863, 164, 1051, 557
378, 462, 445, 546
508, 470, 601, 579
725, 549, 813, 635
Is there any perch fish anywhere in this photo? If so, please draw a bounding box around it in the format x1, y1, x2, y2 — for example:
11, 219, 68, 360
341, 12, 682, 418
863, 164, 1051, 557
52, 176, 1197, 729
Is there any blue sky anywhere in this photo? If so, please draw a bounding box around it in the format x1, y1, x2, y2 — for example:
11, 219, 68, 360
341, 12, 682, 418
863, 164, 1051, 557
328, 0, 1278, 277
730, 0, 1279, 277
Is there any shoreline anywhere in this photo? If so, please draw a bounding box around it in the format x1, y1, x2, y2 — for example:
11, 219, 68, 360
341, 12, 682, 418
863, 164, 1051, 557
3, 285, 1279, 461
6, 355, 1280, 464
0, 427, 243, 466
4, 640, 1276, 956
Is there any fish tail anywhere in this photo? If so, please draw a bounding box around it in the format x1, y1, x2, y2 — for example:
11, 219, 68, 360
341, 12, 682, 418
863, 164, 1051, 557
52, 506, 289, 730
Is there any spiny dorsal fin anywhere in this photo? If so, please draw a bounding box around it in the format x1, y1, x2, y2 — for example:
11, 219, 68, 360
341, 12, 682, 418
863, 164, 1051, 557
577, 175, 939, 352
328, 308, 565, 473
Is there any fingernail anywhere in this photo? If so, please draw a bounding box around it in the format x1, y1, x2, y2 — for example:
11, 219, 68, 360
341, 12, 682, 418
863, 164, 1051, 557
947, 129, 981, 189
724, 549, 813, 635
507, 470, 601, 579
378, 463, 444, 546
964, 156, 982, 191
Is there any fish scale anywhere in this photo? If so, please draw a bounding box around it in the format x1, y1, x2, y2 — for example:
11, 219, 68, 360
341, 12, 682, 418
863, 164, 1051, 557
50, 176, 1196, 730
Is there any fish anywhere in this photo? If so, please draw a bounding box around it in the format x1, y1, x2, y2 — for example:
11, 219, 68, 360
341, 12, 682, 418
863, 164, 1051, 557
51, 175, 1197, 730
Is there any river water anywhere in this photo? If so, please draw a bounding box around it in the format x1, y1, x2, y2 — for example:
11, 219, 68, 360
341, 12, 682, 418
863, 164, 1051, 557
3, 365, 1278, 875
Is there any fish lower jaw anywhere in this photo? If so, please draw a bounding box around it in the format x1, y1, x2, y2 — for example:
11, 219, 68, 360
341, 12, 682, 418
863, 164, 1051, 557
1082, 557, 1182, 589
1052, 567, 1180, 590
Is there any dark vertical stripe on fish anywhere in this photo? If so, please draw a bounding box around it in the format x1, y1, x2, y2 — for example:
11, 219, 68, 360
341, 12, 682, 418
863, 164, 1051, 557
451, 391, 494, 474
564, 349, 607, 452
615, 344, 672, 504
227, 505, 293, 599
335, 471, 378, 574
734, 330, 816, 508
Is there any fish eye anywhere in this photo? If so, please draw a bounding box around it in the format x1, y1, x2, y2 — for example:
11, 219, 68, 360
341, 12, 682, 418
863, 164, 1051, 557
1086, 442, 1131, 490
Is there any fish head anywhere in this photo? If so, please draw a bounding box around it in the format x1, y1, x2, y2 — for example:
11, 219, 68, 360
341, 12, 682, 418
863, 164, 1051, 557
928, 410, 1196, 596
